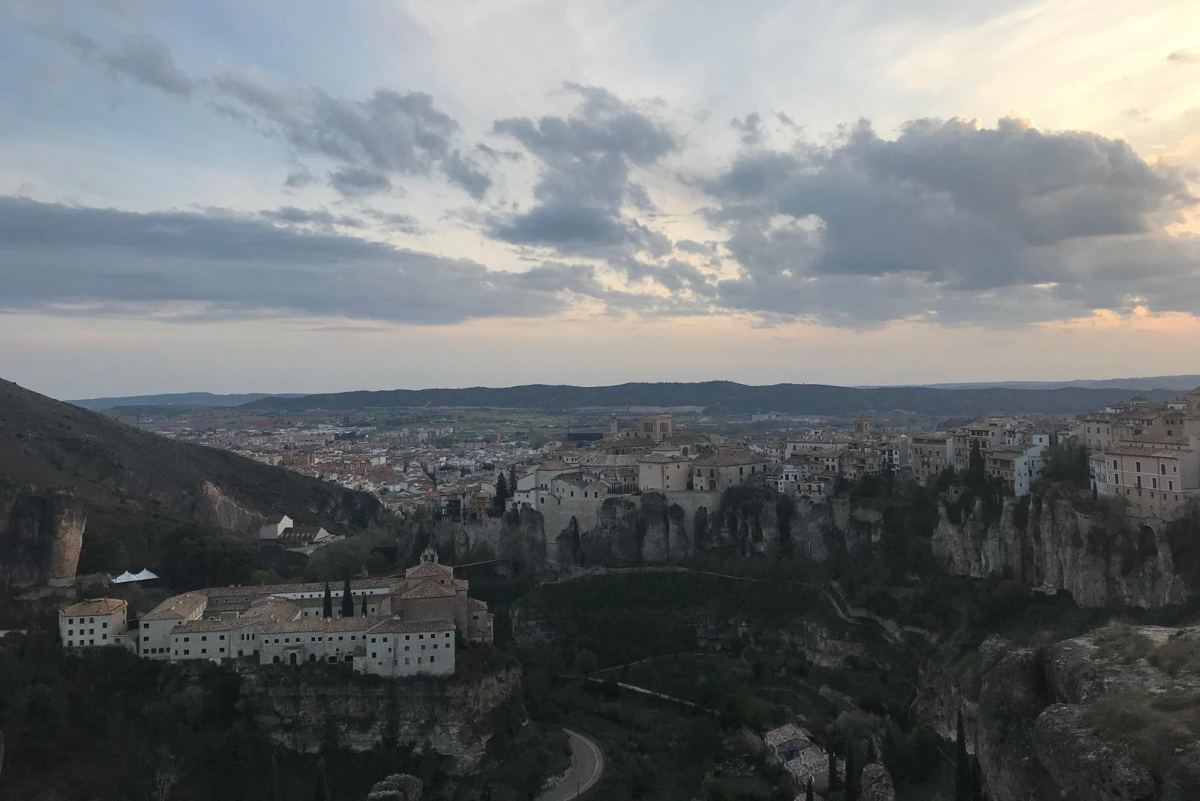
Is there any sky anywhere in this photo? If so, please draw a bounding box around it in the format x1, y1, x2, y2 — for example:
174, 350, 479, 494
2, 0, 1199, 399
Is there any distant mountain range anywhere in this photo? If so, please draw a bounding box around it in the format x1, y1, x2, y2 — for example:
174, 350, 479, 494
918, 375, 1200, 391
64, 375, 1199, 417
232, 381, 1190, 417
71, 391, 307, 411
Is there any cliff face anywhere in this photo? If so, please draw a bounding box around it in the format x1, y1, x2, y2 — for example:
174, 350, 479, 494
976, 625, 1200, 801
932, 495, 1191, 608
243, 664, 521, 775
0, 482, 85, 587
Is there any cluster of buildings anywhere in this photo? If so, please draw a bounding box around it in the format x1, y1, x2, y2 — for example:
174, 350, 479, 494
60, 548, 493, 678
909, 417, 1057, 496
1078, 388, 1200, 521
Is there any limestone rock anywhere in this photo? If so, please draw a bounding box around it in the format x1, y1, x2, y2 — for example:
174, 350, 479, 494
244, 664, 522, 775
0, 482, 85, 587
366, 773, 422, 801
932, 492, 1192, 609
859, 762, 896, 801
1032, 704, 1155, 801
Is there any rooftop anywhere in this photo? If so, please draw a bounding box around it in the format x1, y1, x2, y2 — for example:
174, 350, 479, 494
61, 598, 127, 617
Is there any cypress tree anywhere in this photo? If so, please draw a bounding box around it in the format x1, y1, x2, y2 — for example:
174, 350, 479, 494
828, 747, 839, 793
844, 739, 859, 801
322, 582, 332, 619
341, 575, 354, 618
866, 737, 877, 765
955, 710, 971, 801
360, 593, 368, 617
494, 473, 509, 514
805, 778, 814, 801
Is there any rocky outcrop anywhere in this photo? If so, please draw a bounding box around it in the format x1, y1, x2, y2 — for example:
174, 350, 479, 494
366, 774, 422, 801
932, 494, 1191, 608
0, 482, 85, 587
243, 664, 521, 775
859, 761, 896, 801
498, 506, 547, 575
976, 625, 1200, 801
198, 480, 266, 534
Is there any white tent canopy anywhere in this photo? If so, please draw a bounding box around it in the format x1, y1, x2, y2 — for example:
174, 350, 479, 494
111, 568, 159, 584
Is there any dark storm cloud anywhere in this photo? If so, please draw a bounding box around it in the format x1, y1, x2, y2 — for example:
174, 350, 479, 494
0, 197, 639, 324
702, 117, 1199, 325
487, 83, 677, 260
52, 29, 194, 96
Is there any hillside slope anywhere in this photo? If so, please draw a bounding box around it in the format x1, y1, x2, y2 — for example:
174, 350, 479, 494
239, 380, 1182, 416
0, 379, 389, 577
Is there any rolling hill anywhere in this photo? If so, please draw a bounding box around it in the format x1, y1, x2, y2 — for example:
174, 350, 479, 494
70, 391, 305, 411
236, 380, 1187, 417
0, 379, 390, 579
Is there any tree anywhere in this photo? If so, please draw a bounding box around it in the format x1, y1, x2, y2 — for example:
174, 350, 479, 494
322, 582, 333, 619
827, 747, 839, 793
968, 441, 985, 485
360, 593, 368, 617
804, 778, 813, 801
844, 739, 859, 801
341, 575, 354, 618
494, 473, 509, 514
955, 710, 971, 801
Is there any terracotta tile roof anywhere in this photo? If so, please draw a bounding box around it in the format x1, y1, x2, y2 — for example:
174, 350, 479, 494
142, 592, 207, 621
367, 617, 455, 634
259, 616, 376, 634
61, 598, 127, 617
399, 581, 458, 600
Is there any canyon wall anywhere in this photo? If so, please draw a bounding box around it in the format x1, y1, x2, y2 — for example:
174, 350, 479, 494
932, 494, 1191, 608
242, 662, 521, 775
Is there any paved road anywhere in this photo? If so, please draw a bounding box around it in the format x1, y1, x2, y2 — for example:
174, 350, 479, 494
537, 728, 604, 801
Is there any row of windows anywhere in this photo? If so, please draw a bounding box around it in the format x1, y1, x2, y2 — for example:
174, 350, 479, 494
370, 654, 437, 665
64, 616, 106, 625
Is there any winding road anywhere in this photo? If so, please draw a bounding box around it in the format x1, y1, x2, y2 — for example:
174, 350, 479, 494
537, 728, 604, 801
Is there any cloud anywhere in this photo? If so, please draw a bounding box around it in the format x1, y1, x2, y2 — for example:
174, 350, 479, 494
487, 83, 677, 260
0, 196, 641, 324
1167, 48, 1200, 63
731, 112, 763, 145
702, 117, 1199, 325
328, 167, 392, 197
52, 30, 194, 96
212, 73, 491, 199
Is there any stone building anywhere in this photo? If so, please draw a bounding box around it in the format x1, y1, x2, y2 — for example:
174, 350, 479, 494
691, 450, 770, 492
129, 547, 492, 677
1084, 387, 1200, 521
59, 597, 128, 649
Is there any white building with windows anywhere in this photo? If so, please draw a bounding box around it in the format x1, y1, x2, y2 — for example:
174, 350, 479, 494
59, 598, 128, 649
126, 548, 490, 678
